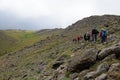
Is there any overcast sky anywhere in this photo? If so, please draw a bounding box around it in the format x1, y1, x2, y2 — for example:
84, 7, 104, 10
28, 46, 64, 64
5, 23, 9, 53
0, 0, 120, 30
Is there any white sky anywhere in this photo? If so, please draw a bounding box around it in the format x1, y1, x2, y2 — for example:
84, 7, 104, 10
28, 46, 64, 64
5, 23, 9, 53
0, 0, 120, 30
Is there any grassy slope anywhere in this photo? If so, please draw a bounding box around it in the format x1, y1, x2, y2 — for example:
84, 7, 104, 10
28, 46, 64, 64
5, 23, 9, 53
0, 30, 48, 56
0, 29, 66, 80
0, 29, 120, 80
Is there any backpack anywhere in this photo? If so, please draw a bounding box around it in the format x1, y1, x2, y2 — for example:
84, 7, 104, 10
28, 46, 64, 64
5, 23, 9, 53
102, 30, 107, 37
84, 33, 90, 40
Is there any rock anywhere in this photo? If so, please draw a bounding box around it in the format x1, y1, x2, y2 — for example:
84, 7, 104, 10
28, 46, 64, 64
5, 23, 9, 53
56, 54, 66, 61
98, 48, 113, 60
84, 71, 97, 80
57, 65, 67, 78
22, 74, 27, 78
68, 48, 98, 72
38, 64, 46, 73
107, 63, 120, 80
52, 61, 64, 69
114, 42, 120, 46
46, 76, 52, 80
52, 70, 58, 80
69, 73, 78, 79
108, 63, 120, 72
58, 64, 67, 71
107, 73, 120, 80
112, 43, 120, 57
74, 77, 79, 80
102, 54, 116, 62
98, 43, 120, 60
107, 35, 117, 43
96, 62, 109, 74
95, 73, 107, 80
8, 75, 12, 80
52, 54, 67, 69
51, 64, 67, 80
57, 73, 65, 80
79, 69, 91, 76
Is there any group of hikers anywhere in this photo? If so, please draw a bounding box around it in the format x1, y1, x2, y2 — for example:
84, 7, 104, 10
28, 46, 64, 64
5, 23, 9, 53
73, 26, 107, 44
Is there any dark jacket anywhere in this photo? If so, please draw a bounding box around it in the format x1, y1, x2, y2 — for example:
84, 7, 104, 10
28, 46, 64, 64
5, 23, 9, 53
92, 29, 99, 34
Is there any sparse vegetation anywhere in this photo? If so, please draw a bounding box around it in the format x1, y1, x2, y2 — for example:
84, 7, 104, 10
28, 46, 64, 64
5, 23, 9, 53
0, 15, 120, 80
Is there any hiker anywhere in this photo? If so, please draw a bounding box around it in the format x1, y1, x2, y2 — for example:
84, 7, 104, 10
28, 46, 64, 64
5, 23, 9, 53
84, 32, 90, 41
77, 35, 83, 42
73, 38, 77, 43
92, 27, 99, 42
100, 28, 107, 44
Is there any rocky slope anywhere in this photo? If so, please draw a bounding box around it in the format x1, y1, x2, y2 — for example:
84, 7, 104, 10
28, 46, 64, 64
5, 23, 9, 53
66, 43, 120, 80
0, 15, 120, 80
64, 15, 120, 39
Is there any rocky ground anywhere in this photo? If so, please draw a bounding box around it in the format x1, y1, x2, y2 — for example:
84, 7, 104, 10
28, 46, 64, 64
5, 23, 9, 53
66, 43, 120, 80
0, 15, 120, 80
40, 15, 120, 80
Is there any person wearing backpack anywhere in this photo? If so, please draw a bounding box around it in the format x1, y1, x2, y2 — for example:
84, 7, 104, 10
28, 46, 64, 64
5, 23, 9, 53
101, 28, 107, 43
84, 32, 90, 41
92, 27, 99, 42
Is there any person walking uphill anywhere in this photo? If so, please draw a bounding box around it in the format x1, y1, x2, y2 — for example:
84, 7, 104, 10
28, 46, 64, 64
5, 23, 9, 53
100, 28, 107, 44
92, 27, 99, 42
84, 32, 90, 41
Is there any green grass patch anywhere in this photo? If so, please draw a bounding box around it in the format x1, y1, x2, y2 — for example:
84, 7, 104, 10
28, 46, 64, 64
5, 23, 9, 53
0, 30, 46, 56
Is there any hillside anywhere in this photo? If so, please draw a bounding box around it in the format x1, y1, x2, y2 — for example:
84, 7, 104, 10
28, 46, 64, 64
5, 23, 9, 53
0, 30, 43, 56
64, 15, 120, 38
0, 15, 120, 80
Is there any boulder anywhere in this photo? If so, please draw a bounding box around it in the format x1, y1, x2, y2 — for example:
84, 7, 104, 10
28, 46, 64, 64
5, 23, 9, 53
95, 73, 107, 80
98, 42, 120, 60
106, 63, 120, 80
96, 62, 109, 74
98, 48, 113, 60
112, 43, 120, 57
67, 48, 98, 72
108, 63, 120, 72
102, 54, 116, 62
